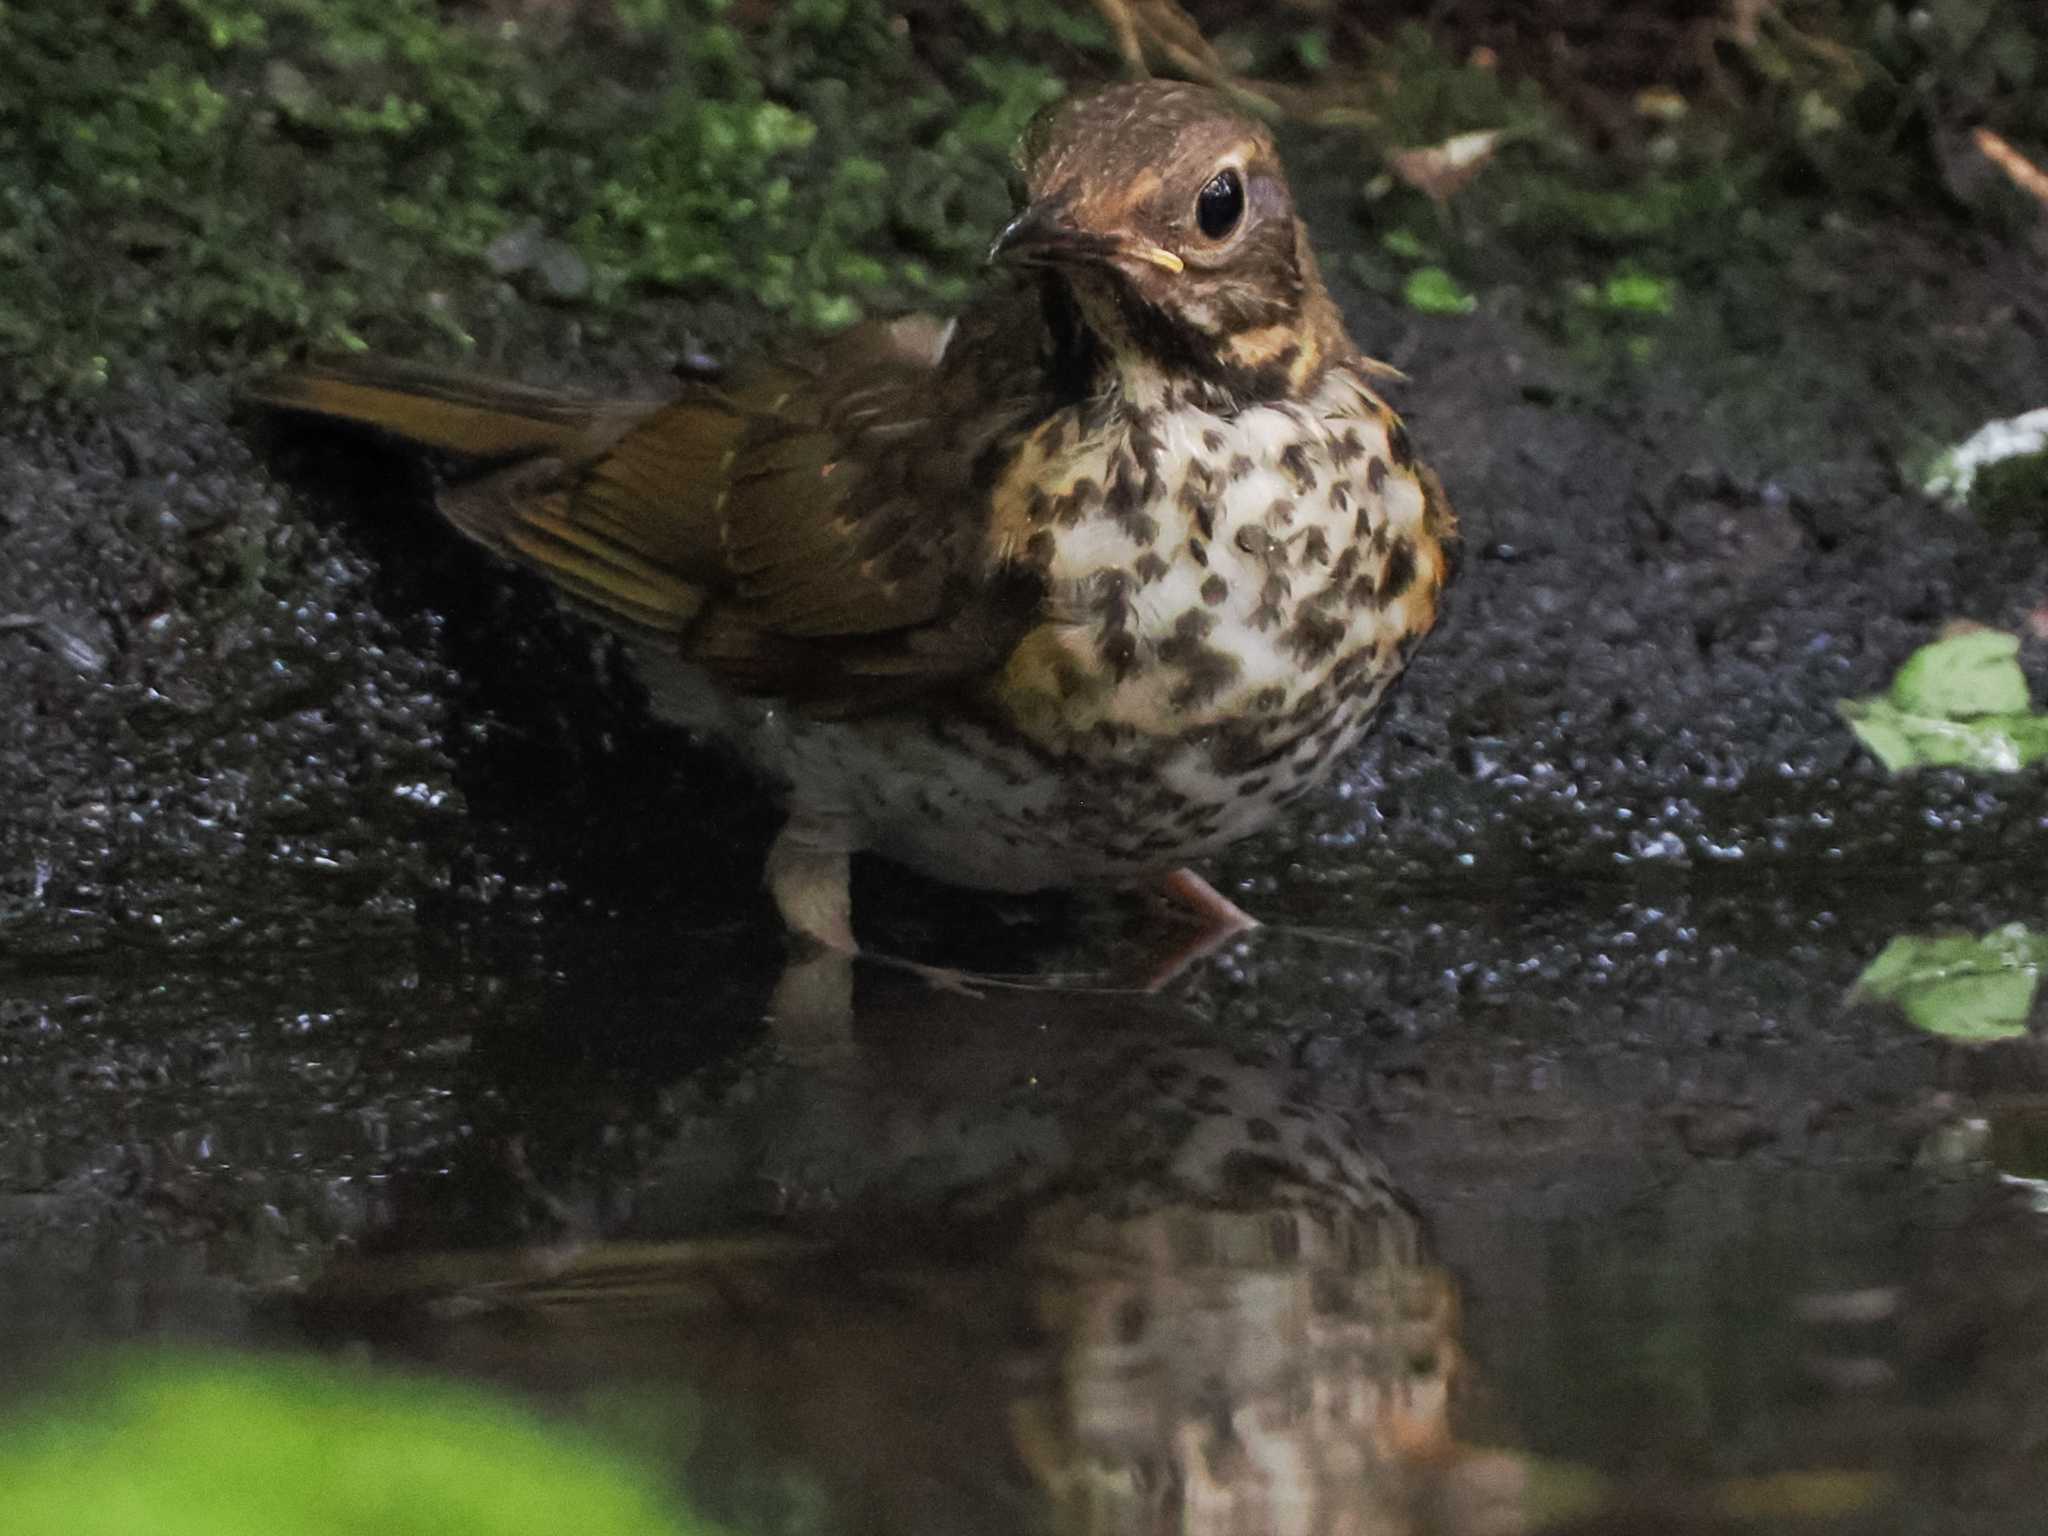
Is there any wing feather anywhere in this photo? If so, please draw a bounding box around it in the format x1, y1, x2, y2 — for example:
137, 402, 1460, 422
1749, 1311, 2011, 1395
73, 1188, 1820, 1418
255, 289, 1055, 713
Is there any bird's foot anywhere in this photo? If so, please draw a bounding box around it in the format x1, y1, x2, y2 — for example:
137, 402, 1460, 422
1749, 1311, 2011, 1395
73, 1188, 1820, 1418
867, 954, 986, 998
1141, 867, 1261, 991
1161, 867, 1260, 931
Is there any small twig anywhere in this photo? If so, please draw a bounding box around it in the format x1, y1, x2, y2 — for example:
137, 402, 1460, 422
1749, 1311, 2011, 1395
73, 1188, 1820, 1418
1096, 0, 1146, 76
1758, 3, 1863, 76
1975, 126, 2048, 210
1088, 0, 1295, 122
1724, 0, 1774, 50
0, 612, 110, 673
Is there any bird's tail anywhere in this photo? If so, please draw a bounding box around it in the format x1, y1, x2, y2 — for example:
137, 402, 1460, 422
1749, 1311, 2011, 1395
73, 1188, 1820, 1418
242, 356, 642, 459
249, 355, 734, 636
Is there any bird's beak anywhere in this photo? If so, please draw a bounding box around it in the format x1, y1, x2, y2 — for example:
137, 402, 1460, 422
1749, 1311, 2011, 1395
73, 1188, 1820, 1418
989, 200, 1183, 274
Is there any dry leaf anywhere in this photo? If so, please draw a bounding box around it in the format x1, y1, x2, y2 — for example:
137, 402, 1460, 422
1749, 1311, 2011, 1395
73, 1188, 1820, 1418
1388, 129, 1508, 206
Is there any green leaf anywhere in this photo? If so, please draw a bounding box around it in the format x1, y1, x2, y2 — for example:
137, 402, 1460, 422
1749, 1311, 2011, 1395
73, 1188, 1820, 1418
1380, 227, 1430, 261
1403, 265, 1477, 315
1890, 628, 2031, 716
1855, 925, 2048, 1041
0, 1353, 726, 1536
1838, 697, 2048, 772
1838, 628, 2048, 771
1597, 269, 1675, 315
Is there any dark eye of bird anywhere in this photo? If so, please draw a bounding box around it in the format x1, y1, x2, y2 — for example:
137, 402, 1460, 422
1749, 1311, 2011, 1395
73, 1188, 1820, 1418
1195, 169, 1244, 240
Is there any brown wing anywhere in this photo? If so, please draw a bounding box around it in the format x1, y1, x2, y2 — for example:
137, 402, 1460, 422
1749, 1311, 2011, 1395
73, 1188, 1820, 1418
250, 298, 1056, 716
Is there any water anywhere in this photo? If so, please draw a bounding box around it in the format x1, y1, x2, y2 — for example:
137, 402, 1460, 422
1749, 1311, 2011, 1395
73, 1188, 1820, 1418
5, 859, 2045, 1534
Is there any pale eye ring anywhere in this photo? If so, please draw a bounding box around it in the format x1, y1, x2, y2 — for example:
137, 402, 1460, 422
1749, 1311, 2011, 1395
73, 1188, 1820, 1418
1195, 168, 1245, 240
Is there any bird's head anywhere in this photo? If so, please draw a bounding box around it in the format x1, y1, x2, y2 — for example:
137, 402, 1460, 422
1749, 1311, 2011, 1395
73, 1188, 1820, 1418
993, 81, 1346, 408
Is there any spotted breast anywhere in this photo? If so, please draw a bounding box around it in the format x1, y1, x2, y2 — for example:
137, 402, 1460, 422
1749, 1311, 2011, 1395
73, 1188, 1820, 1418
727, 357, 1451, 897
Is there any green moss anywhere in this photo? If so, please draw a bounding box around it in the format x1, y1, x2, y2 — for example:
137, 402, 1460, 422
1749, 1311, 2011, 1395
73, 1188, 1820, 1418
1380, 227, 1432, 262
1591, 269, 1677, 317
1346, 11, 2047, 457
1352, 29, 1708, 377
1402, 265, 1476, 316
0, 0, 1094, 401
1364, 24, 1560, 151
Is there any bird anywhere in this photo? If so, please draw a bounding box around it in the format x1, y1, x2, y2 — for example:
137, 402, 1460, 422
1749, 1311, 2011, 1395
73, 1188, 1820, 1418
248, 80, 1458, 957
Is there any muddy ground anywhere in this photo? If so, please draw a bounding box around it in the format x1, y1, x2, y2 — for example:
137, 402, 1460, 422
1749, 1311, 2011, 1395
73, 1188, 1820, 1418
4, 52, 2048, 1536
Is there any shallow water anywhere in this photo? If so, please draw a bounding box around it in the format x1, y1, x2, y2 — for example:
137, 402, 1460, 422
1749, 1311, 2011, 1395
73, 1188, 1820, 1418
5, 844, 2046, 1534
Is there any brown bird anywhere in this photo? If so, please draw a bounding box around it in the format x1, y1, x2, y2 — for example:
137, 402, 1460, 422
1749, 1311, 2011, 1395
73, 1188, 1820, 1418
249, 81, 1457, 954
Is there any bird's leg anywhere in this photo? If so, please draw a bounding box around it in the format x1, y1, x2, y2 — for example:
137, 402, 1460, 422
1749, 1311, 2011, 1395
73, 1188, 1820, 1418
763, 817, 862, 1065
763, 817, 985, 1019
766, 946, 858, 1069
764, 817, 857, 954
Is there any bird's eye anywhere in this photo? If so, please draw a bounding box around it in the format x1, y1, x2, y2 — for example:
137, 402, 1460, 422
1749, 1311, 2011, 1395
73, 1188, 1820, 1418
1195, 168, 1245, 240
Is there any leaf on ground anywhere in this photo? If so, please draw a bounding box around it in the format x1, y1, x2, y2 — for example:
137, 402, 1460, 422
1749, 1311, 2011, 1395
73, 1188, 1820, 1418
1924, 407, 2048, 507
1403, 266, 1478, 315
1855, 924, 2048, 1042
1838, 628, 2048, 771
1387, 128, 1508, 204
1892, 627, 2031, 715
1595, 269, 1676, 315
1381, 226, 1432, 261
1839, 700, 2048, 772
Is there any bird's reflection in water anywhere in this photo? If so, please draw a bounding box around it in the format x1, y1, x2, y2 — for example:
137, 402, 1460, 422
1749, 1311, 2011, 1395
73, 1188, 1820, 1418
293, 964, 1527, 1536
1011, 1159, 1491, 1535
